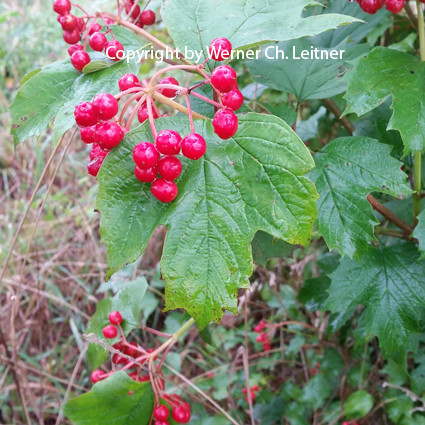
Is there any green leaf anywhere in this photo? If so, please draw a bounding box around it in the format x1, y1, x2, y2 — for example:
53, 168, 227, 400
308, 136, 411, 258
326, 243, 425, 354
344, 47, 425, 155
413, 209, 425, 259
97, 113, 318, 329
298, 276, 331, 311
86, 277, 148, 369
63, 372, 154, 425
9, 26, 140, 146
300, 375, 331, 410
343, 390, 374, 419
251, 231, 292, 266
161, 0, 361, 63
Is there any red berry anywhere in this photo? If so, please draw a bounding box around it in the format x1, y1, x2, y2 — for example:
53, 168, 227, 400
90, 143, 108, 161
95, 121, 125, 150
53, 0, 71, 15
139, 10, 156, 26
155, 130, 182, 155
112, 353, 126, 364
222, 88, 244, 111
151, 178, 178, 203
90, 369, 105, 383
384, 0, 404, 13
211, 65, 237, 93
157, 156, 182, 180
77, 17, 86, 33
108, 310, 123, 325
154, 405, 170, 420
80, 126, 96, 144
89, 22, 102, 35
253, 320, 266, 333
92, 93, 119, 120
89, 32, 108, 51
118, 73, 141, 91
71, 50, 90, 71
171, 407, 187, 423
74, 102, 98, 127
105, 40, 125, 61
135, 165, 158, 183
212, 109, 238, 139
133, 142, 160, 169
256, 332, 267, 343
113, 342, 124, 351
125, 3, 141, 19
342, 422, 350, 425
68, 44, 83, 56
59, 14, 78, 31
181, 133, 206, 160
181, 402, 191, 423
125, 342, 140, 357
251, 385, 259, 392
155, 422, 169, 425
137, 104, 159, 123
209, 37, 232, 61
158, 77, 179, 98
102, 325, 117, 339
63, 29, 80, 44
359, 0, 384, 13
263, 341, 271, 351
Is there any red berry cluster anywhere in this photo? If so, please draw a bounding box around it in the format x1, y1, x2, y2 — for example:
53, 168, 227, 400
350, 0, 412, 14
153, 397, 191, 424
254, 320, 272, 351
242, 385, 260, 404
124, 0, 156, 28
74, 93, 125, 176
342, 421, 360, 425
53, 0, 125, 72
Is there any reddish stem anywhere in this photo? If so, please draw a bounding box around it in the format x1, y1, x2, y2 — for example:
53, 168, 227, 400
146, 95, 158, 139
125, 94, 148, 129
190, 91, 222, 109
185, 94, 195, 134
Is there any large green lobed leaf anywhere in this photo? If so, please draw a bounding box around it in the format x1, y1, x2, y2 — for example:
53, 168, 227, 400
97, 113, 318, 329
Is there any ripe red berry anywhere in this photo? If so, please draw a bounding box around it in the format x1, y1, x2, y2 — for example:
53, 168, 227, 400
59, 14, 78, 31
102, 324, 117, 339
151, 178, 178, 203
209, 37, 232, 61
89, 22, 102, 35
155, 422, 170, 425
105, 40, 125, 61
125, 342, 140, 357
68, 44, 83, 56
74, 102, 98, 127
80, 126, 96, 144
139, 10, 156, 26
95, 122, 125, 150
133, 142, 160, 169
90, 143, 108, 161
155, 130, 182, 155
137, 104, 159, 123
108, 310, 123, 325
87, 156, 106, 177
157, 156, 182, 180
112, 353, 126, 364
181, 402, 191, 423
171, 407, 187, 423
134, 165, 158, 183
89, 32, 108, 52
181, 133, 206, 160
158, 77, 179, 98
154, 405, 170, 420
222, 88, 244, 111
118, 73, 141, 91
342, 422, 350, 425
384, 0, 404, 13
77, 17, 86, 33
125, 3, 141, 18
63, 29, 81, 45
53, 0, 71, 15
359, 0, 384, 13
211, 65, 237, 93
92, 93, 119, 120
90, 369, 105, 384
71, 50, 90, 71
212, 109, 238, 139
113, 341, 124, 351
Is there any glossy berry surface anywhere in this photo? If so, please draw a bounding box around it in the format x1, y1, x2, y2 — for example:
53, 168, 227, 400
125, 3, 141, 18
134, 165, 158, 183
154, 405, 170, 420
171, 407, 188, 423
71, 50, 90, 71
157, 156, 182, 180
212, 109, 238, 139
59, 14, 77, 31
222, 88, 244, 111
125, 342, 140, 357
209, 37, 232, 61
384, 0, 404, 13
90, 369, 105, 384
53, 0, 71, 15
68, 44, 83, 56
95, 121, 124, 150
87, 156, 105, 177
89, 32, 108, 51
211, 65, 237, 93
359, 0, 384, 13
108, 310, 123, 325
155, 130, 182, 155
137, 104, 159, 123
102, 324, 117, 339
89, 22, 102, 35
158, 77, 179, 98
90, 143, 108, 161
155, 422, 169, 425
80, 126, 96, 144
63, 29, 80, 45
151, 178, 178, 203
118, 73, 141, 91
139, 10, 156, 26
181, 133, 206, 160
133, 142, 160, 169
92, 93, 119, 120
74, 102, 98, 127
105, 40, 124, 60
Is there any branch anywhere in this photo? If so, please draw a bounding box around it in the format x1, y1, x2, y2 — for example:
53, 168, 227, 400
322, 98, 356, 135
